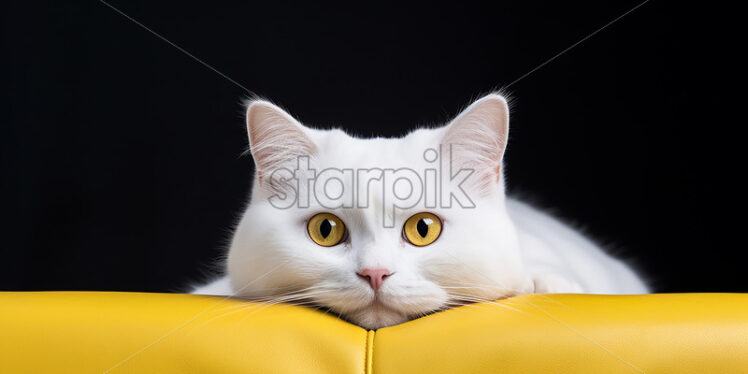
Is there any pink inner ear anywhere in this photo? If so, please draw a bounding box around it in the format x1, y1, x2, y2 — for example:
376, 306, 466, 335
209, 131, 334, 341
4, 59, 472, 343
441, 95, 509, 193
246, 102, 317, 187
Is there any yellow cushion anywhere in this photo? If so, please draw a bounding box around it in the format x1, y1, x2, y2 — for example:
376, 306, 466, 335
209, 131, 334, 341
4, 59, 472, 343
1, 292, 746, 373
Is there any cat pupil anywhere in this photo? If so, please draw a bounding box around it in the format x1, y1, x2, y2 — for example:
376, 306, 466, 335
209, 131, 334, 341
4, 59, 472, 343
320, 219, 332, 238
417, 219, 428, 238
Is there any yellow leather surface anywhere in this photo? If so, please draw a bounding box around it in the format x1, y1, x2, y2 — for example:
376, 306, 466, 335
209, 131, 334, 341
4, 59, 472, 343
375, 293, 748, 374
0, 292, 366, 374
1, 292, 747, 374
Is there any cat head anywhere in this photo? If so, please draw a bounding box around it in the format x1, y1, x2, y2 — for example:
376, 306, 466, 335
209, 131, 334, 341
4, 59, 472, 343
226, 94, 533, 329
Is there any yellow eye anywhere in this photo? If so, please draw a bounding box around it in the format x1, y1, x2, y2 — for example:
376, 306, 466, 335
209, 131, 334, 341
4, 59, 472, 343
403, 212, 442, 246
307, 213, 347, 247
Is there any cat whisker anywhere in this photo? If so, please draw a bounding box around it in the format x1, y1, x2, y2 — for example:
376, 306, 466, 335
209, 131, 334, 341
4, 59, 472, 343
442, 280, 526, 294
446, 293, 530, 315
444, 280, 572, 308
233, 291, 337, 327
190, 288, 335, 331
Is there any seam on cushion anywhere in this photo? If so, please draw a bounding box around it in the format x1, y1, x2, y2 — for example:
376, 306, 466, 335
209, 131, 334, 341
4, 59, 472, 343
364, 330, 375, 374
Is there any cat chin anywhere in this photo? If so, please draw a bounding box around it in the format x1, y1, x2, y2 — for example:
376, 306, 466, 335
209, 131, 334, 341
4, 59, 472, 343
345, 301, 412, 330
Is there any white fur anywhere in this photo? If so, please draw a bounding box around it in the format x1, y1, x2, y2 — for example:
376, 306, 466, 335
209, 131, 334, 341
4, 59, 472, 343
192, 94, 648, 329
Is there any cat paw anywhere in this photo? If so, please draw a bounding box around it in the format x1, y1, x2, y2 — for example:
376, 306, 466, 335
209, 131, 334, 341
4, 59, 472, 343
532, 274, 584, 294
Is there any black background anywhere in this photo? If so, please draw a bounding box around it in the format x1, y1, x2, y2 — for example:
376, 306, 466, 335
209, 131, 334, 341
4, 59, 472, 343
1, 1, 742, 293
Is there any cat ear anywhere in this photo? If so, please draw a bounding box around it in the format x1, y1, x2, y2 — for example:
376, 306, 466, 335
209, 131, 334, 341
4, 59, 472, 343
246, 100, 317, 186
441, 94, 509, 192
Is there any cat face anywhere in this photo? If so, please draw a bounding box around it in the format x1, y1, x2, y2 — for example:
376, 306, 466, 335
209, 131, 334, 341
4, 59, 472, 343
227, 94, 534, 329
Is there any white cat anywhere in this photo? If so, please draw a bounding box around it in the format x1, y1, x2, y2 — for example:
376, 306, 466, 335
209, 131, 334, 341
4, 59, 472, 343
193, 94, 648, 329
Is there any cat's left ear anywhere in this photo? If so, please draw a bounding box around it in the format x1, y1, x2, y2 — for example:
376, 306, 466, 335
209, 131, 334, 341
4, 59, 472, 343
441, 94, 509, 192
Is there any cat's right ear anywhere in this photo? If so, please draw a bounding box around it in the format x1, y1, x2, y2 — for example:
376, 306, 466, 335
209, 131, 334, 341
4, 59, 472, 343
245, 100, 317, 186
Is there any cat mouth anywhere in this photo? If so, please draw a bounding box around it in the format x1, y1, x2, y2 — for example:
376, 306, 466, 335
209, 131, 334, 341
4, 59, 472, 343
343, 300, 409, 329
367, 298, 398, 312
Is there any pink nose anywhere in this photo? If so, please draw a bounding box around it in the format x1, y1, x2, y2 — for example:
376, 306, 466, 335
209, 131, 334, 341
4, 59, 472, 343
357, 268, 392, 292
